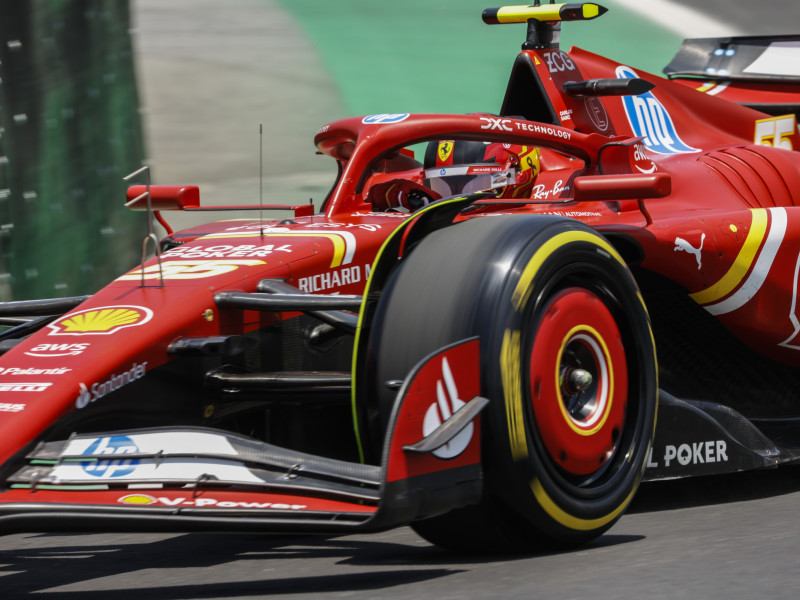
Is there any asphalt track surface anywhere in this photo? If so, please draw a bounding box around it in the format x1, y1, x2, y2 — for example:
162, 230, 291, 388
3, 1, 800, 598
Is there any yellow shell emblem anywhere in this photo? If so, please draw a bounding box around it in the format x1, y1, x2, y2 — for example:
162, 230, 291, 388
118, 494, 157, 505
48, 305, 152, 335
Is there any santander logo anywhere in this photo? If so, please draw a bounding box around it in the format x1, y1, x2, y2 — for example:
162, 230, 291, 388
422, 357, 473, 459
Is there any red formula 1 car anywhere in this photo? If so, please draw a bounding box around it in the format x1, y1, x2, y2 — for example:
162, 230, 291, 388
1, 3, 800, 552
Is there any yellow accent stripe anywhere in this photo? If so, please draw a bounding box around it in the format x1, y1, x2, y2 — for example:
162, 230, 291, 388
507, 230, 625, 452
556, 325, 613, 436
512, 230, 625, 311
531, 477, 636, 531
690, 209, 767, 305
487, 3, 603, 24
495, 4, 564, 22
201, 232, 348, 268
501, 329, 528, 460
315, 233, 346, 268
349, 195, 472, 462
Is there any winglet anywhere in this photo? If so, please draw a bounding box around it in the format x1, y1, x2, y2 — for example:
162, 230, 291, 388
482, 3, 607, 25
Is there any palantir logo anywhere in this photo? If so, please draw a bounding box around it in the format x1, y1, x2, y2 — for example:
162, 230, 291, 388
616, 66, 698, 155
80, 435, 140, 478
422, 357, 473, 459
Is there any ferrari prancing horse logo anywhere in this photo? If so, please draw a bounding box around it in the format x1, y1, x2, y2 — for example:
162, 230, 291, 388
437, 140, 454, 165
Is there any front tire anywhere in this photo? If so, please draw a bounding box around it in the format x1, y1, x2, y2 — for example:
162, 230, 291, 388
368, 215, 657, 552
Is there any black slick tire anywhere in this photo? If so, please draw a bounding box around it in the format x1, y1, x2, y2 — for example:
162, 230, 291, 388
367, 214, 657, 552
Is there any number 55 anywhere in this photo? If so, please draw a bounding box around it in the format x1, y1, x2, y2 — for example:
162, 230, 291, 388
755, 115, 797, 150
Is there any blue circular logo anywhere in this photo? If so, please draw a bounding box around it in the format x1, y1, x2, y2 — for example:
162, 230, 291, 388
361, 113, 410, 124
81, 435, 140, 478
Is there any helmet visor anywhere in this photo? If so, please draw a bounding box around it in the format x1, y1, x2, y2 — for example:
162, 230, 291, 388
424, 165, 517, 197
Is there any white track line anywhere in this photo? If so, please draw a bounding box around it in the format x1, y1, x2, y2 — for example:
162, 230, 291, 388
608, 0, 743, 38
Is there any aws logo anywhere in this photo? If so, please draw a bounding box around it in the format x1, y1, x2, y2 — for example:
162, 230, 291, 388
25, 342, 90, 357
47, 306, 153, 336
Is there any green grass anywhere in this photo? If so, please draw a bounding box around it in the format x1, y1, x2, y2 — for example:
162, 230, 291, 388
275, 0, 682, 117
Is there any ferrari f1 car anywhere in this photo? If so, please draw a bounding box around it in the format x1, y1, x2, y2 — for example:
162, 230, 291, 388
2, 3, 800, 552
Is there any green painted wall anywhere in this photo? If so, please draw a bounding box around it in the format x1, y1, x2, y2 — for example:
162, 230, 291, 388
0, 2, 145, 301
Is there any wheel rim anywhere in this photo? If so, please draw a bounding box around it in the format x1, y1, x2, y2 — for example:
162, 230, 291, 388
529, 287, 628, 476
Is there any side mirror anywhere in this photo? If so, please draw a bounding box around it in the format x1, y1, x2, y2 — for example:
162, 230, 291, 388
573, 173, 671, 200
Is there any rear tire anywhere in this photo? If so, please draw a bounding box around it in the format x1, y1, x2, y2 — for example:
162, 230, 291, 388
367, 215, 657, 552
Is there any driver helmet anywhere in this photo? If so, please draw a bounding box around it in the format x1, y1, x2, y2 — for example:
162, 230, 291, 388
423, 140, 541, 198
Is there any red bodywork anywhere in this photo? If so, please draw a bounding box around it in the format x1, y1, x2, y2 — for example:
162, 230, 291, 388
2, 19, 800, 531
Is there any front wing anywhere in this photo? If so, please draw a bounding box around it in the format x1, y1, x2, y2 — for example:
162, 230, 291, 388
2, 344, 800, 533
0, 339, 487, 534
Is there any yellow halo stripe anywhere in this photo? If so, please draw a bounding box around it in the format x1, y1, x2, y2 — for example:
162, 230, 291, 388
512, 230, 625, 312
531, 477, 636, 530
689, 209, 767, 305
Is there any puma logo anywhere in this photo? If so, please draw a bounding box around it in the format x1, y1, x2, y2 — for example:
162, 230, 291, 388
674, 234, 705, 270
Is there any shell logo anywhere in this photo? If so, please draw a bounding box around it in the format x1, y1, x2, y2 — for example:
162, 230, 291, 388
47, 305, 153, 336
118, 494, 158, 505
